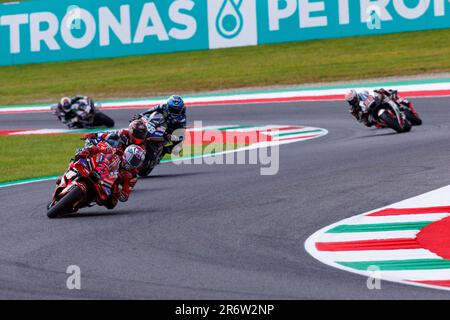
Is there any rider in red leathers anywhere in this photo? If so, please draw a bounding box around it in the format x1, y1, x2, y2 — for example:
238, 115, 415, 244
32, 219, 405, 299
73, 143, 146, 209
54, 120, 147, 210
83, 119, 148, 151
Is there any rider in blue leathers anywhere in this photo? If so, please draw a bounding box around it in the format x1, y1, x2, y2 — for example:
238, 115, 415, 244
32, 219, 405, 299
132, 95, 186, 155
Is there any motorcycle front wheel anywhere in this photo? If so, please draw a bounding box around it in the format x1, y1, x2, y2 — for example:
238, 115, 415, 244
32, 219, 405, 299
403, 109, 423, 126
47, 185, 83, 219
379, 112, 404, 133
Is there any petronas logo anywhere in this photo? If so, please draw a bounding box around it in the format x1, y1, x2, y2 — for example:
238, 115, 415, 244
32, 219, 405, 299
216, 0, 244, 39
208, 0, 257, 49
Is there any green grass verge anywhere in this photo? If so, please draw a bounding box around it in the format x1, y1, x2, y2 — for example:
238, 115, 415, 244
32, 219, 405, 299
1, 29, 450, 105
0, 134, 247, 183
0, 135, 83, 183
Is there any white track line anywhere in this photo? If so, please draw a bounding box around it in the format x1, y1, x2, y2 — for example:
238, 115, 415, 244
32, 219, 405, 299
317, 230, 419, 242
343, 213, 450, 225
318, 249, 441, 262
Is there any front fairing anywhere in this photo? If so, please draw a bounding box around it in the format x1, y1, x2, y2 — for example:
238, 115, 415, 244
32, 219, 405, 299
53, 153, 120, 207
91, 153, 120, 202
146, 120, 167, 143
376, 99, 405, 125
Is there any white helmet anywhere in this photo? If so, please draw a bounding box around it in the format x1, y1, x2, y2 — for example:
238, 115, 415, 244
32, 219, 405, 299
60, 97, 71, 110
345, 90, 358, 105
122, 145, 146, 171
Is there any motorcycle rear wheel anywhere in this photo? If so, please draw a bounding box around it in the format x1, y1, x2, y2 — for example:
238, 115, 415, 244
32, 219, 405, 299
93, 112, 115, 128
138, 165, 156, 177
139, 143, 163, 177
47, 186, 83, 219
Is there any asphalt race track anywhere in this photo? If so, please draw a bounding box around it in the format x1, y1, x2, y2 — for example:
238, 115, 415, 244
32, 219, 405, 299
1, 97, 450, 299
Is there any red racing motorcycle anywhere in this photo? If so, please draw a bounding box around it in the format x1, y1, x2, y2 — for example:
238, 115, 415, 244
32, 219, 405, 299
47, 142, 121, 218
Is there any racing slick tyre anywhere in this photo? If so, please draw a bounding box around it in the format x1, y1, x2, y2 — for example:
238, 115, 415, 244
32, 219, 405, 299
47, 186, 83, 219
403, 109, 423, 126
379, 112, 403, 133
402, 119, 412, 133
138, 143, 163, 177
138, 165, 155, 177
93, 112, 115, 128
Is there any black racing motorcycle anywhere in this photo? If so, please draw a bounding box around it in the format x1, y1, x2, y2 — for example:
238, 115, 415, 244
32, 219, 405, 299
138, 112, 183, 177
372, 93, 412, 134
52, 101, 115, 129
381, 89, 422, 126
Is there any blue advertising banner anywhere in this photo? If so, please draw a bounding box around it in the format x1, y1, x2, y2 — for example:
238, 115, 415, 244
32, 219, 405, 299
0, 0, 449, 66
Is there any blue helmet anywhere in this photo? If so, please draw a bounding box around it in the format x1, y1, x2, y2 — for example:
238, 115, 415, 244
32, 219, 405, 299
167, 95, 185, 115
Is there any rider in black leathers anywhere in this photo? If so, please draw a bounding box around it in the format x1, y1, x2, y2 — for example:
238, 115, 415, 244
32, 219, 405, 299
53, 96, 95, 129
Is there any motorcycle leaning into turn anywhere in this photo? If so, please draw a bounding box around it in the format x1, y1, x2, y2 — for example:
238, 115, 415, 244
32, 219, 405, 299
138, 112, 184, 177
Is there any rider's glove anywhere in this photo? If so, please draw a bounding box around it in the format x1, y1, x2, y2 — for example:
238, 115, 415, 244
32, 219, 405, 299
170, 135, 183, 143
118, 171, 134, 202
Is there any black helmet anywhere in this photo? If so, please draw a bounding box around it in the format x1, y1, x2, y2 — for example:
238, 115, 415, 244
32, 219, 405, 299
129, 119, 147, 143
